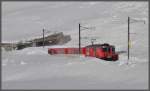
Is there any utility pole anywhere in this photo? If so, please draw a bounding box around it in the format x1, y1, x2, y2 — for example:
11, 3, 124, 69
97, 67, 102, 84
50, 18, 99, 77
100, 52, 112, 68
128, 16, 130, 61
127, 16, 145, 64
43, 28, 45, 48
79, 23, 81, 54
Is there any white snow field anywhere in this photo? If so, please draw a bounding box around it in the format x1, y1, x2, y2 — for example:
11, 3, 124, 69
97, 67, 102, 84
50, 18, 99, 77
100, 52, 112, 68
2, 1, 148, 89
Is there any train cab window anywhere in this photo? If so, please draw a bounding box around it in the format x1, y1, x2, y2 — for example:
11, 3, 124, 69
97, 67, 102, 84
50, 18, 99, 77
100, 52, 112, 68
102, 47, 108, 52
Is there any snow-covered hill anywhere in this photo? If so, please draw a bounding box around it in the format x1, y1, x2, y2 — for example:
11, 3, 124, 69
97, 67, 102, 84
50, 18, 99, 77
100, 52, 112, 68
2, 1, 148, 89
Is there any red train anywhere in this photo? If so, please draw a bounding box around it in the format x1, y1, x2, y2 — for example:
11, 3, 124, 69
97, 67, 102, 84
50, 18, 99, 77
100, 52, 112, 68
48, 43, 118, 61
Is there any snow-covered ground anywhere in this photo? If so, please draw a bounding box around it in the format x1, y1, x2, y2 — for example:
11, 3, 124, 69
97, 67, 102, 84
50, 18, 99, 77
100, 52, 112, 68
2, 1, 148, 89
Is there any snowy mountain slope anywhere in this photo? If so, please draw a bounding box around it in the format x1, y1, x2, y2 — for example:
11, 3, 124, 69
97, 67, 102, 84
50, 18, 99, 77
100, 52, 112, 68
2, 1, 148, 89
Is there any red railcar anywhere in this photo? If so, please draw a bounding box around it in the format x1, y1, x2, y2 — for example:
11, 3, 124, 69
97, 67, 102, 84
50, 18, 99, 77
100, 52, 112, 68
48, 48, 82, 54
48, 43, 118, 61
84, 43, 118, 61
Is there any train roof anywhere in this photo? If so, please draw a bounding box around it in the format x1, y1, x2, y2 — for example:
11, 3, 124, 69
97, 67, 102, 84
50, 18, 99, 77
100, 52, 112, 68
85, 43, 114, 48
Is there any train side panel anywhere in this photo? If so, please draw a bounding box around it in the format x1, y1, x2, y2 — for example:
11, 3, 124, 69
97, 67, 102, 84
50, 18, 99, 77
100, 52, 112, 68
95, 48, 105, 58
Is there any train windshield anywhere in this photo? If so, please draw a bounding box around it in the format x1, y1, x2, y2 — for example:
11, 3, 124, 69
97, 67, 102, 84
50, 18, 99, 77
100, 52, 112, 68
102, 46, 109, 52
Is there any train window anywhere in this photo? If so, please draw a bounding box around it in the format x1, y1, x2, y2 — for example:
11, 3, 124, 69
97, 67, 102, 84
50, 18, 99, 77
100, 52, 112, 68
102, 47, 107, 52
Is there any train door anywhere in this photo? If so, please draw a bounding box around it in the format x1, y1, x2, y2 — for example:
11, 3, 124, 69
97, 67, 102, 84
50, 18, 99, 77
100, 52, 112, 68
95, 47, 100, 57
86, 48, 90, 56
93, 47, 96, 57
